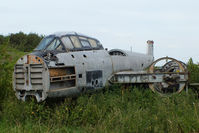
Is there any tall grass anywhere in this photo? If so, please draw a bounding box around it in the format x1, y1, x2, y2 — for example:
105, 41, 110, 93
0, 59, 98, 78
0, 43, 24, 104
0, 44, 199, 132
1, 87, 199, 133
187, 58, 199, 83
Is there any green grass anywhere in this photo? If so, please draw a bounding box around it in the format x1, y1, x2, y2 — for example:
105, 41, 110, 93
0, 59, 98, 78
1, 44, 199, 133
0, 43, 25, 104
1, 87, 199, 133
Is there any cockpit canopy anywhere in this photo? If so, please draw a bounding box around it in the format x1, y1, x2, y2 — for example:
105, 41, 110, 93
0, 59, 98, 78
34, 32, 103, 52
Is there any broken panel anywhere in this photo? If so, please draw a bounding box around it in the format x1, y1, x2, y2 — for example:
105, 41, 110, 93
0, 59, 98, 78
86, 70, 103, 87
49, 67, 76, 90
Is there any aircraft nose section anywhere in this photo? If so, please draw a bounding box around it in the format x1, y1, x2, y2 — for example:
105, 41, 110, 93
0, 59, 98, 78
13, 54, 50, 102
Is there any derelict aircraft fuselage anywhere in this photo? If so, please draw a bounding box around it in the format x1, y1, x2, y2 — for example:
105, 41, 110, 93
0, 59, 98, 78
13, 32, 188, 102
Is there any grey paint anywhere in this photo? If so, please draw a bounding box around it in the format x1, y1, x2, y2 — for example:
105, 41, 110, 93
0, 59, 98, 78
13, 32, 187, 102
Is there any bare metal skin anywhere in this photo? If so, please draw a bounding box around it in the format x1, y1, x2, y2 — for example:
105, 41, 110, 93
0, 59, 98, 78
13, 32, 188, 102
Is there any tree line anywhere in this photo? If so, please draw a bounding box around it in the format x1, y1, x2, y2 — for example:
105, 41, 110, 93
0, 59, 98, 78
0, 32, 199, 83
0, 32, 43, 52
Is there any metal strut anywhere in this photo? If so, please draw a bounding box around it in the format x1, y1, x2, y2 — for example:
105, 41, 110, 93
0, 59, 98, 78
109, 57, 189, 95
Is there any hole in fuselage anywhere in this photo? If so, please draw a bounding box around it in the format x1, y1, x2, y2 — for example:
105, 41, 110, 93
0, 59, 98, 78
19, 90, 25, 97
79, 74, 82, 78
95, 79, 98, 85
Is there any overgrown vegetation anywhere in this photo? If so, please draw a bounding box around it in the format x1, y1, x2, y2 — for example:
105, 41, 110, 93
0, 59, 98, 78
0, 32, 199, 132
187, 58, 199, 83
0, 43, 24, 105
0, 32, 42, 52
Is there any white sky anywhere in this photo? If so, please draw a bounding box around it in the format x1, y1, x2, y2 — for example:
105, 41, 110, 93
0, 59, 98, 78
0, 0, 199, 63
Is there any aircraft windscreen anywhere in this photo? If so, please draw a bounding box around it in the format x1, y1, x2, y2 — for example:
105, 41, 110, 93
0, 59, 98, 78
34, 36, 54, 50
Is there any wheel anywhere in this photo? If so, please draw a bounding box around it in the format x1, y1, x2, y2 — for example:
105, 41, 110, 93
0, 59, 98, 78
148, 57, 187, 95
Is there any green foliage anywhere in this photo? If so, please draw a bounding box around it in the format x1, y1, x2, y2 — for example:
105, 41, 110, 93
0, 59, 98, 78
187, 58, 199, 83
9, 32, 27, 48
0, 35, 4, 45
25, 33, 43, 51
9, 32, 42, 52
0, 44, 13, 102
1, 87, 199, 133
0, 32, 42, 52
0, 44, 24, 110
1, 35, 199, 132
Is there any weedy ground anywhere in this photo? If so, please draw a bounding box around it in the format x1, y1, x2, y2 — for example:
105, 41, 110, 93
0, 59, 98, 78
0, 43, 199, 133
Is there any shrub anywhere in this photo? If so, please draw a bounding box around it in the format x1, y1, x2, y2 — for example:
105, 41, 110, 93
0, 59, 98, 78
187, 58, 199, 83
9, 32, 27, 49
0, 35, 4, 45
0, 44, 12, 103
0, 44, 25, 112
9, 32, 42, 52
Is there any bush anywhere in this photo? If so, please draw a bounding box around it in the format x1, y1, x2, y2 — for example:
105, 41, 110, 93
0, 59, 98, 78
9, 32, 42, 52
0, 44, 12, 103
24, 33, 42, 51
187, 58, 199, 83
0, 35, 4, 45
9, 32, 26, 49
0, 44, 24, 112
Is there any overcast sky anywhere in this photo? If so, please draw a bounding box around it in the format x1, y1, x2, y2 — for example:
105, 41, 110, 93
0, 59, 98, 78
0, 0, 198, 63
